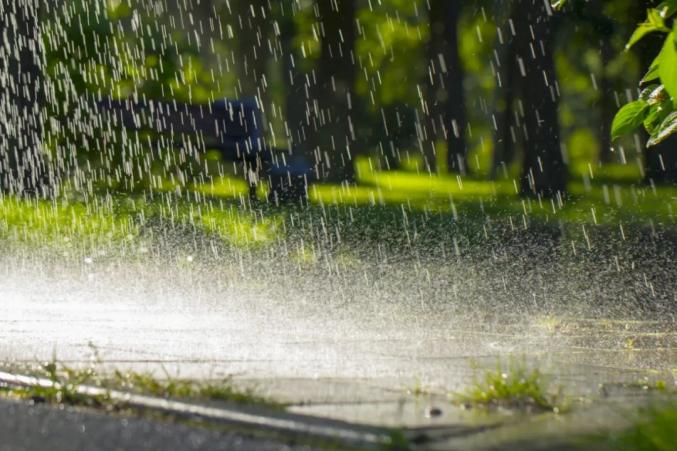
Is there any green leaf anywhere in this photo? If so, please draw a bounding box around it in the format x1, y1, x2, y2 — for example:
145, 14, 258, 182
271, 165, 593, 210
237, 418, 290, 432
626, 9, 670, 50
648, 111, 677, 146
612, 100, 649, 140
658, 28, 677, 99
640, 55, 661, 85
551, 0, 567, 11
643, 102, 671, 135
658, 0, 677, 18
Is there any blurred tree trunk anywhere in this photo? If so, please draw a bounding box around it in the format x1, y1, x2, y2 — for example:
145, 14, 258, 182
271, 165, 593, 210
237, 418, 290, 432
311, 0, 357, 183
491, 18, 518, 180
512, 0, 567, 198
0, 0, 47, 196
597, 35, 614, 164
277, 1, 311, 160
427, 0, 467, 175
230, 1, 271, 103
589, 0, 615, 164
223, 0, 272, 196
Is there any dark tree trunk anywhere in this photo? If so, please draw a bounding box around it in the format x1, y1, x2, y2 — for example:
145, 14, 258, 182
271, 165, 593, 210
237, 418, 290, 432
278, 1, 311, 160
0, 0, 47, 196
427, 0, 467, 174
588, 0, 615, 164
598, 35, 614, 164
311, 0, 356, 183
491, 23, 518, 180
231, 1, 271, 101
226, 1, 273, 196
513, 0, 567, 198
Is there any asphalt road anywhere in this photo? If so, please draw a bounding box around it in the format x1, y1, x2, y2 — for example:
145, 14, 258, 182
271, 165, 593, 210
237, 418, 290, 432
0, 398, 319, 451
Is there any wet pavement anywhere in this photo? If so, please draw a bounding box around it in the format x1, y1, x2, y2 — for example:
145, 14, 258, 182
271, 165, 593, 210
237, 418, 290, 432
0, 398, 320, 451
1, 256, 675, 439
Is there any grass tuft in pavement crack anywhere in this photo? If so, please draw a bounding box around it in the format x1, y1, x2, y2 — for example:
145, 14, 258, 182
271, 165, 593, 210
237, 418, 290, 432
110, 369, 281, 407
454, 359, 564, 413
0, 362, 111, 408
0, 359, 283, 410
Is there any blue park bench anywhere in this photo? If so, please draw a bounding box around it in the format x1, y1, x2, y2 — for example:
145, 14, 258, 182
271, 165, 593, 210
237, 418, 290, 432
94, 96, 313, 203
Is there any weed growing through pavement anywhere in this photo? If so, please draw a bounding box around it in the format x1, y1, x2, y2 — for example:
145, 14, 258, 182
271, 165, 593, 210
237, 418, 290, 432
454, 358, 564, 413
0, 353, 282, 410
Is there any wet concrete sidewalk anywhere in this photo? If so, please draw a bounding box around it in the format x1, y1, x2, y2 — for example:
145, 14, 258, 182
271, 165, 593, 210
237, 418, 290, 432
1, 289, 674, 425
1, 259, 676, 448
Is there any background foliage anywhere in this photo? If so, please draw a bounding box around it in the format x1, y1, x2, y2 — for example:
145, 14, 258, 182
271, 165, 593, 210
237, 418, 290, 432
4, 0, 674, 208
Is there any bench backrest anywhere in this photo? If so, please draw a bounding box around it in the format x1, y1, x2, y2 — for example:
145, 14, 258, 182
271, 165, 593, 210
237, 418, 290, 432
94, 97, 267, 159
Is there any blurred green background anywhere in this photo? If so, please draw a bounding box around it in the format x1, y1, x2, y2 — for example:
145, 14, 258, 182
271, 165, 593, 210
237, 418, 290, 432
2, 0, 676, 248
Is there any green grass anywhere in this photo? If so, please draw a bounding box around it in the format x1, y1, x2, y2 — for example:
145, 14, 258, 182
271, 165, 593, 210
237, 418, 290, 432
595, 403, 677, 451
193, 156, 677, 227
379, 430, 412, 451
0, 359, 281, 410
110, 369, 279, 407
345, 157, 677, 224
197, 207, 281, 246
190, 175, 268, 200
0, 196, 138, 248
0, 195, 284, 251
2, 151, 676, 255
455, 360, 563, 412
0, 362, 111, 408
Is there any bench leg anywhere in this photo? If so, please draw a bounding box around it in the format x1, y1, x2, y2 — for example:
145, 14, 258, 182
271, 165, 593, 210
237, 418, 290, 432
243, 158, 259, 201
267, 171, 309, 205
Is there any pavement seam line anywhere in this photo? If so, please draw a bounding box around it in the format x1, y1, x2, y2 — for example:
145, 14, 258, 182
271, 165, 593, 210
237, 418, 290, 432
0, 370, 390, 447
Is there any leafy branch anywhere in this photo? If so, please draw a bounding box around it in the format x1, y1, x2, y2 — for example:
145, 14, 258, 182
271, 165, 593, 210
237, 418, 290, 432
611, 1, 677, 146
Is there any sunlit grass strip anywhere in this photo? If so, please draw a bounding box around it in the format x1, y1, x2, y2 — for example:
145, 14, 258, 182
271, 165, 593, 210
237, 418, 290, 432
190, 176, 269, 200
0, 197, 138, 247
147, 196, 281, 247
0, 194, 282, 250
455, 360, 563, 412
186, 157, 677, 225
355, 155, 515, 197
570, 162, 644, 183
199, 208, 281, 246
565, 182, 677, 223
307, 180, 677, 226
322, 158, 677, 224
309, 183, 519, 211
369, 171, 514, 199
190, 176, 250, 198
